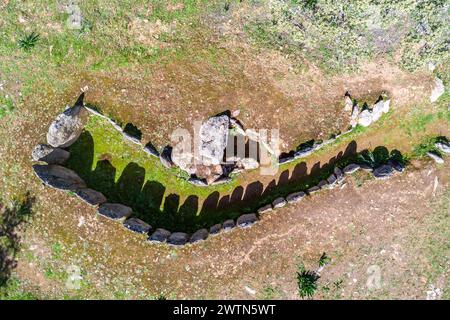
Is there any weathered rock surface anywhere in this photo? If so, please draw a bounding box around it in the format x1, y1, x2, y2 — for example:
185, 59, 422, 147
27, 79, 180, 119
359, 164, 374, 172
33, 164, 86, 191
195, 164, 223, 184
257, 204, 273, 213
199, 115, 230, 165
32, 144, 70, 164
222, 219, 235, 231
209, 223, 222, 235
350, 105, 360, 128
238, 158, 259, 170
236, 213, 257, 228
343, 163, 360, 174
372, 100, 385, 122
123, 218, 152, 234
427, 152, 444, 164
167, 232, 189, 246
317, 180, 328, 188
383, 99, 391, 113
373, 164, 394, 179
307, 186, 320, 194
344, 95, 353, 112
286, 191, 306, 204
358, 109, 373, 127
148, 228, 171, 242
334, 167, 344, 182
326, 173, 337, 186
278, 156, 294, 164
187, 177, 208, 187
272, 197, 286, 208
160, 145, 174, 168
294, 146, 314, 159
387, 159, 405, 172
436, 142, 450, 154
76, 188, 106, 206
190, 229, 209, 243
430, 77, 445, 103
210, 176, 232, 185
98, 203, 132, 221
47, 98, 87, 148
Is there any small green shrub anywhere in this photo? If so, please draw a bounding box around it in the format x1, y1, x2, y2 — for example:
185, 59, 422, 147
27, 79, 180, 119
318, 252, 331, 267
18, 32, 40, 50
297, 264, 320, 299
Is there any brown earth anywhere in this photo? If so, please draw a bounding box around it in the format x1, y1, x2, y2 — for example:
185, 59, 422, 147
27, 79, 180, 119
63, 37, 433, 152
13, 155, 449, 300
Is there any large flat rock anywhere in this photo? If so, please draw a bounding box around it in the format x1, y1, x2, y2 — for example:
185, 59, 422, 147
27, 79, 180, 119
33, 164, 86, 191
32, 144, 70, 164
97, 203, 132, 221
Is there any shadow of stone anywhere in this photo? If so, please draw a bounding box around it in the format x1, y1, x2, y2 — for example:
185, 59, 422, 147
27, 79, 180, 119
123, 123, 142, 141
66, 136, 410, 233
0, 194, 34, 287
116, 162, 145, 209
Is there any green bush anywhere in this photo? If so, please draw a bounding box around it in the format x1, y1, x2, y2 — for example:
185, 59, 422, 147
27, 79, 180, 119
297, 264, 320, 299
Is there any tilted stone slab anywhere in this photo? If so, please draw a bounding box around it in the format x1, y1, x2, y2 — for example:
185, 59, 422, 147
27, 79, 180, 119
167, 232, 189, 246
32, 144, 70, 165
148, 228, 171, 243
222, 219, 235, 231
359, 164, 374, 172
47, 102, 87, 148
294, 146, 314, 159
307, 186, 320, 194
427, 152, 444, 164
210, 176, 232, 185
187, 177, 208, 187
236, 213, 257, 228
343, 163, 360, 174
388, 160, 405, 173
334, 167, 344, 183
257, 204, 272, 214
272, 197, 286, 209
189, 229, 209, 243
436, 142, 450, 154
97, 203, 132, 221
209, 223, 222, 235
278, 156, 294, 164
33, 164, 86, 191
326, 173, 337, 187
76, 188, 107, 206
317, 180, 328, 188
286, 191, 306, 204
373, 164, 394, 179
123, 218, 152, 234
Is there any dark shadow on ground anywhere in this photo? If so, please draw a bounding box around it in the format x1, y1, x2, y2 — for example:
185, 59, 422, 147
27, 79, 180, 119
0, 194, 34, 287
66, 131, 404, 233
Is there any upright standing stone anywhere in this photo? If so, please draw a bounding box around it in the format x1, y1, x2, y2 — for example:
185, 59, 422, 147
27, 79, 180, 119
47, 93, 87, 148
